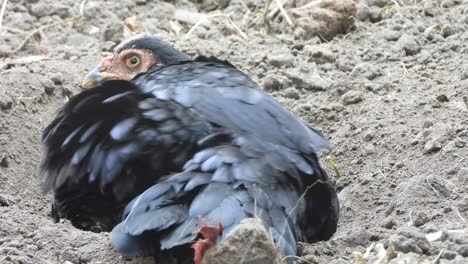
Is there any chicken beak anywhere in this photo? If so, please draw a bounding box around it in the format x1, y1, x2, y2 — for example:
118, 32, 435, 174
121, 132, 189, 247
82, 56, 119, 88
81, 67, 103, 88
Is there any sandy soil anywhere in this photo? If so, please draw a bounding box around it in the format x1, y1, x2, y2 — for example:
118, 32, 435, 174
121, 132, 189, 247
0, 0, 467, 263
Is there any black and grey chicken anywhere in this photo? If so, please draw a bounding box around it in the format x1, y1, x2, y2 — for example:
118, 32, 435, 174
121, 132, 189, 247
39, 35, 339, 264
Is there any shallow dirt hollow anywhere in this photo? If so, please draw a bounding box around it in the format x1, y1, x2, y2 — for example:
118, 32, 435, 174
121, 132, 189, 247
0, 0, 467, 263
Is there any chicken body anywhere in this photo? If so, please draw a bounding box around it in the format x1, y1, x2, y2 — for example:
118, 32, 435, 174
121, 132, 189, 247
39, 37, 339, 263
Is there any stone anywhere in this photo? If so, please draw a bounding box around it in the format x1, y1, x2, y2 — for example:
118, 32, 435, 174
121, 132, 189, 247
304, 45, 336, 64
441, 0, 456, 8
422, 120, 433, 128
0, 95, 13, 110
382, 217, 396, 229
332, 228, 372, 247
283, 88, 301, 100
42, 79, 55, 95
442, 24, 455, 38
291, 0, 357, 40
341, 91, 364, 105
0, 156, 8, 167
417, 50, 433, 64
356, 3, 369, 21
398, 35, 421, 56
435, 94, 449, 103
458, 198, 468, 212
30, 2, 70, 18
262, 75, 282, 91
0, 194, 13, 206
363, 131, 374, 142
382, 30, 401, 41
389, 227, 430, 254
351, 63, 381, 80
424, 139, 442, 153
368, 6, 383, 23
103, 23, 124, 43
368, 0, 392, 7
412, 211, 429, 227
0, 44, 13, 56
269, 52, 295, 68
203, 218, 283, 264
286, 70, 329, 91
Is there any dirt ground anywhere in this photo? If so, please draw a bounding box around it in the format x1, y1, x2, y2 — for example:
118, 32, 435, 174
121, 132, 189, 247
1, 0, 467, 263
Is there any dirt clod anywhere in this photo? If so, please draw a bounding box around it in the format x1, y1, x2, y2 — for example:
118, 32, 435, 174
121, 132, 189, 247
203, 218, 283, 264
398, 34, 421, 56
269, 52, 295, 68
0, 156, 8, 167
283, 87, 301, 100
341, 90, 364, 105
436, 94, 450, 103
291, 0, 357, 40
367, 6, 383, 23
0, 95, 13, 110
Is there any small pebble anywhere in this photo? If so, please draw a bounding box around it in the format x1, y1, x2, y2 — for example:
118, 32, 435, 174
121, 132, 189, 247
363, 131, 374, 142
0, 95, 13, 110
368, 6, 383, 23
441, 250, 458, 260
424, 139, 442, 153
417, 50, 433, 64
269, 52, 295, 68
389, 228, 430, 254
0, 156, 8, 167
382, 30, 401, 41
101, 41, 117, 52
287, 71, 329, 91
456, 245, 468, 257
398, 34, 421, 56
304, 45, 336, 64
103, 23, 124, 43
351, 63, 381, 80
42, 79, 55, 95
368, 0, 392, 7
331, 103, 345, 112
342, 91, 364, 105
422, 120, 433, 128
382, 217, 396, 229
262, 75, 282, 91
0, 194, 12, 206
30, 2, 70, 18
442, 24, 455, 38
441, 0, 456, 8
447, 167, 459, 175
0, 44, 13, 56
458, 198, 468, 212
283, 87, 300, 100
356, 3, 369, 21
412, 211, 429, 227
442, 207, 452, 213
436, 94, 449, 103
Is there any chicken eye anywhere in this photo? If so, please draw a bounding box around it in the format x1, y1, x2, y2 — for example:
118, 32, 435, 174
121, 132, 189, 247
126, 55, 141, 68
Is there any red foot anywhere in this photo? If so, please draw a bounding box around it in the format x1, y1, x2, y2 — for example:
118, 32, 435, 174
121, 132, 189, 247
191, 216, 223, 264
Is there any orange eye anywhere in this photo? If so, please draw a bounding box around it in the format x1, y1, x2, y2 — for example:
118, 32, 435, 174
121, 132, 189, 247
125, 55, 141, 68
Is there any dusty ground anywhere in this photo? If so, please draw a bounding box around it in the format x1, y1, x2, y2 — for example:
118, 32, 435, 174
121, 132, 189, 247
1, 0, 468, 263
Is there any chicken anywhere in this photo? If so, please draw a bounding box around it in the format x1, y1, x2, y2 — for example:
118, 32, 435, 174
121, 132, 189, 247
39, 35, 340, 263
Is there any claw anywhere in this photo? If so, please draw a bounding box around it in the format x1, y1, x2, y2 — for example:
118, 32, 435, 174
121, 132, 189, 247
191, 216, 224, 264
